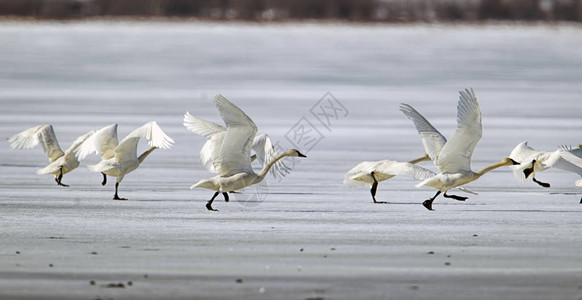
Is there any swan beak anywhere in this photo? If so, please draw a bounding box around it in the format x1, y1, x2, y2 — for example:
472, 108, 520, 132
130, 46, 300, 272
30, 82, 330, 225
297, 151, 307, 158
509, 158, 520, 165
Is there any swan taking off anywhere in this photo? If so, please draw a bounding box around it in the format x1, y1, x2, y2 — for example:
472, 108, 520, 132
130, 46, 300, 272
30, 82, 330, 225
184, 94, 306, 211
76, 121, 174, 200
393, 88, 519, 210
509, 142, 582, 202
7, 125, 95, 186
344, 154, 431, 203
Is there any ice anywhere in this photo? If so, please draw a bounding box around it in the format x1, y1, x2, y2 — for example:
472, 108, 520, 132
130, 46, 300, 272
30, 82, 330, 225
0, 22, 582, 299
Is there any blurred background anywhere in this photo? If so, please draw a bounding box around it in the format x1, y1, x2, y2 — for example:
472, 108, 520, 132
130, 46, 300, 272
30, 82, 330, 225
0, 0, 581, 22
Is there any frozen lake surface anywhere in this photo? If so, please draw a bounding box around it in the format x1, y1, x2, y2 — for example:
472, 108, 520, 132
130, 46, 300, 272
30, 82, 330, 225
1, 21, 582, 299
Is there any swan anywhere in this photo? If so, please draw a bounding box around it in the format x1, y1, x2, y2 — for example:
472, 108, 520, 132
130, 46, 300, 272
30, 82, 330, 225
394, 88, 519, 210
75, 121, 174, 200
509, 142, 582, 201
184, 112, 292, 181
184, 94, 306, 211
7, 125, 95, 186
344, 154, 431, 203
344, 154, 478, 204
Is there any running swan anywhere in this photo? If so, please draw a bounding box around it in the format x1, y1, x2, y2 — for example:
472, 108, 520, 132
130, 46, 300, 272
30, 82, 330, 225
344, 154, 431, 203
7, 125, 95, 186
386, 88, 519, 210
75, 122, 174, 200
184, 94, 306, 211
509, 142, 582, 202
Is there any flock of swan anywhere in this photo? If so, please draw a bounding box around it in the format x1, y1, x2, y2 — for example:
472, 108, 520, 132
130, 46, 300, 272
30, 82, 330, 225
7, 90, 582, 211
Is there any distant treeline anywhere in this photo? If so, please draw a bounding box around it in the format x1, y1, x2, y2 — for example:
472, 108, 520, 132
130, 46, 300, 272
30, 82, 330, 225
0, 0, 581, 22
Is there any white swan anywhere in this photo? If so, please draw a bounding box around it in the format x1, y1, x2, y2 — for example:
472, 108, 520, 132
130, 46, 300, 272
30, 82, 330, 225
184, 113, 292, 180
7, 125, 95, 186
76, 121, 174, 200
509, 142, 582, 200
391, 88, 519, 210
344, 154, 431, 203
184, 94, 306, 211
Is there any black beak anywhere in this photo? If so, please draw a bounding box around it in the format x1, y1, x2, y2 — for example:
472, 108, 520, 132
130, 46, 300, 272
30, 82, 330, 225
297, 151, 307, 158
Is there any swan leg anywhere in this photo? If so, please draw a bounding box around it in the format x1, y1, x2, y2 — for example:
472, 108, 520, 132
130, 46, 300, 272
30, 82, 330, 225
422, 191, 441, 211
443, 192, 467, 201
113, 182, 127, 200
101, 173, 107, 186
532, 177, 550, 188
55, 167, 69, 187
523, 160, 536, 179
223, 192, 229, 202
370, 172, 387, 204
206, 192, 220, 211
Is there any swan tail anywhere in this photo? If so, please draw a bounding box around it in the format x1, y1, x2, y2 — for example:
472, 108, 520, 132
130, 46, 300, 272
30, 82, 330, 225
37, 163, 61, 175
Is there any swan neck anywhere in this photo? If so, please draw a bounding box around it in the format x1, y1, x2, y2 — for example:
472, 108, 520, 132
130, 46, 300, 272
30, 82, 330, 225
475, 160, 510, 177
407, 154, 430, 164
138, 146, 157, 164
256, 152, 289, 181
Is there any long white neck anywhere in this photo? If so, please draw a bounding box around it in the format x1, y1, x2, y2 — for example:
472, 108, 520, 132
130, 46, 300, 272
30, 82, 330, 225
256, 151, 293, 182
407, 153, 430, 164
475, 159, 513, 177
138, 146, 157, 164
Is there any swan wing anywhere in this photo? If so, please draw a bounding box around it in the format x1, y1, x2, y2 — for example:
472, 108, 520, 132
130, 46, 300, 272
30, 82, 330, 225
436, 88, 482, 173
183, 111, 226, 138
63, 129, 96, 161
76, 123, 119, 160
252, 133, 292, 179
114, 137, 140, 163
509, 141, 540, 163
8, 125, 64, 162
214, 95, 257, 175
554, 149, 582, 176
183, 111, 227, 173
199, 132, 226, 173
399, 104, 446, 161
374, 160, 436, 182
121, 121, 174, 150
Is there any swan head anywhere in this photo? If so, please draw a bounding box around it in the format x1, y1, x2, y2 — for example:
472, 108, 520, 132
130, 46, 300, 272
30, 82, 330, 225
501, 157, 521, 166
286, 149, 307, 158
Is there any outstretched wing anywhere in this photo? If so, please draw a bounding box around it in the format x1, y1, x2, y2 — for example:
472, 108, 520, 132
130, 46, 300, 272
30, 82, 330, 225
213, 94, 257, 175
374, 160, 437, 182
122, 121, 174, 150
183, 111, 226, 173
252, 133, 292, 179
399, 104, 446, 161
555, 148, 582, 177
436, 88, 482, 173
8, 124, 64, 162
63, 129, 97, 161
76, 123, 119, 160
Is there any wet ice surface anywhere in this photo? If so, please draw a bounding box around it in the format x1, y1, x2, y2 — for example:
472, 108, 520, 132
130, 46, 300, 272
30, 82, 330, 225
1, 22, 582, 299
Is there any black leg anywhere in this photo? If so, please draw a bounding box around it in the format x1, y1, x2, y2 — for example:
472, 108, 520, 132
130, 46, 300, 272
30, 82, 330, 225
113, 182, 127, 200
101, 173, 107, 186
222, 192, 229, 202
523, 160, 536, 179
370, 172, 387, 204
532, 177, 550, 188
56, 167, 69, 187
422, 191, 441, 211
206, 192, 220, 211
443, 192, 468, 201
